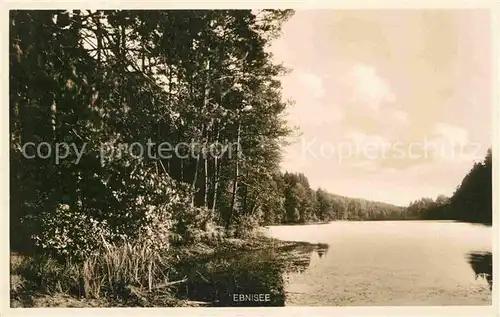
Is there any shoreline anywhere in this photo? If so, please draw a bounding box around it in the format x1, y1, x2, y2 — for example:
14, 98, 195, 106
10, 221, 491, 307
10, 234, 325, 308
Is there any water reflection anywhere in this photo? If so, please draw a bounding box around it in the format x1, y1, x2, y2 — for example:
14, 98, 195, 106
283, 242, 330, 274
268, 222, 492, 305
467, 251, 492, 290
316, 243, 328, 258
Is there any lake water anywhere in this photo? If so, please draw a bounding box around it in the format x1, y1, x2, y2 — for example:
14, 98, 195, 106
264, 221, 492, 306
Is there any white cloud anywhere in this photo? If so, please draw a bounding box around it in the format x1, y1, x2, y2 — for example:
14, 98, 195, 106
424, 122, 476, 163
348, 64, 396, 111
348, 160, 379, 172
342, 63, 409, 134
433, 122, 469, 145
297, 72, 326, 98
389, 109, 410, 126
342, 129, 391, 164
344, 129, 390, 147
270, 11, 490, 206
282, 70, 342, 128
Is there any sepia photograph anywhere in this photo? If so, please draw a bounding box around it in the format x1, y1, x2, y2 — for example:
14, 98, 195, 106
7, 7, 495, 310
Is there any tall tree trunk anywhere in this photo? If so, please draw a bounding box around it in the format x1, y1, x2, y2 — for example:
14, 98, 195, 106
50, 101, 56, 141
228, 120, 241, 227
242, 170, 249, 214
96, 11, 101, 69
203, 149, 209, 208
199, 58, 211, 207
121, 24, 126, 57
211, 128, 220, 213
190, 125, 203, 207
181, 159, 184, 182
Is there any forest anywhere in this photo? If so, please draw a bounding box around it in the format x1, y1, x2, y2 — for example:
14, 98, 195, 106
258, 147, 492, 225
407, 149, 492, 225
9, 10, 492, 307
263, 171, 407, 224
10, 9, 297, 255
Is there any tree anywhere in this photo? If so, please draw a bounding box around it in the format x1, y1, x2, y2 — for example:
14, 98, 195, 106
10, 9, 296, 255
315, 188, 333, 221
410, 148, 492, 225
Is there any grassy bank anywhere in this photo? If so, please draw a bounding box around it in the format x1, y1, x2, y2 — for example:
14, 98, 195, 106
10, 235, 321, 307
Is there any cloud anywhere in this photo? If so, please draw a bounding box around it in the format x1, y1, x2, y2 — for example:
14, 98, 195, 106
423, 122, 479, 163
341, 129, 391, 166
341, 63, 409, 137
344, 129, 389, 146
389, 109, 410, 126
282, 70, 343, 128
347, 64, 396, 111
272, 10, 490, 206
297, 72, 326, 98
347, 160, 380, 173
433, 122, 469, 145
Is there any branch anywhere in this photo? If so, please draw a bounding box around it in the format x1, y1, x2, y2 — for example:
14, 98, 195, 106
152, 277, 188, 289
195, 270, 210, 283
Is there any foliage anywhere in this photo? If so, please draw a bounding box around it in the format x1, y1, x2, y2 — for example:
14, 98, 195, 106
33, 204, 114, 259
279, 171, 406, 223
232, 213, 261, 238
449, 148, 492, 224
11, 238, 174, 303
411, 148, 492, 225
10, 9, 295, 257
171, 205, 225, 246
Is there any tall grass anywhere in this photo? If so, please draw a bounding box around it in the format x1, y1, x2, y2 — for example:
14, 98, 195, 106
11, 237, 178, 305
87, 237, 171, 297
12, 234, 299, 307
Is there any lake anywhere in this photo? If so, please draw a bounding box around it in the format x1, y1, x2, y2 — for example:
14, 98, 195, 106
264, 221, 492, 306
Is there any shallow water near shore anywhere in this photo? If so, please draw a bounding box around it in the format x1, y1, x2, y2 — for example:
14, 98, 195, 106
264, 221, 492, 306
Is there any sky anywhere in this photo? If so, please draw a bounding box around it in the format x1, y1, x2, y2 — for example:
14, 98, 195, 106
269, 10, 492, 206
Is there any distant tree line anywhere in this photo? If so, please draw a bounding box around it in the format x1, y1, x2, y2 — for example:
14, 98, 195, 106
260, 171, 408, 225
409, 149, 492, 225
265, 148, 492, 226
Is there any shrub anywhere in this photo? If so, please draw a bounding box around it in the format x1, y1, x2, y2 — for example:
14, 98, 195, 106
232, 213, 260, 239
171, 205, 225, 246
32, 204, 114, 260
29, 166, 192, 259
